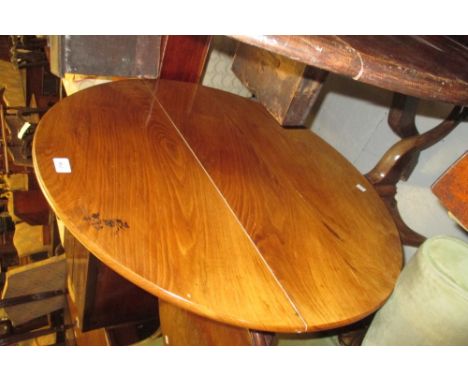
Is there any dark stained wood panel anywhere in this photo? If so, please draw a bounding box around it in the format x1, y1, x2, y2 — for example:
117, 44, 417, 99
159, 36, 211, 83
231, 36, 468, 105
12, 190, 49, 226
33, 79, 402, 333
49, 35, 162, 78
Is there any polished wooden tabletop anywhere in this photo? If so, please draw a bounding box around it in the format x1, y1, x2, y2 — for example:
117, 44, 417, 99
232, 36, 468, 105
33, 79, 402, 333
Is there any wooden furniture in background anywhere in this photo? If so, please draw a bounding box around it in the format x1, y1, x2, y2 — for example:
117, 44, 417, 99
9, 36, 60, 110
0, 255, 68, 345
0, 36, 11, 61
11, 190, 49, 225
49, 36, 162, 79
432, 152, 468, 231
33, 79, 402, 344
0, 228, 17, 273
1, 62, 56, 173
62, 228, 158, 332
2, 106, 45, 168
231, 36, 468, 105
24, 65, 60, 111
159, 36, 212, 83
0, 103, 10, 174
366, 102, 466, 245
232, 43, 327, 126
230, 35, 468, 246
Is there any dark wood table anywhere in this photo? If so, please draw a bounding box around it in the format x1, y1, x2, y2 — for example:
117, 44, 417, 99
33, 79, 402, 344
432, 152, 468, 231
231, 36, 468, 247
232, 36, 468, 105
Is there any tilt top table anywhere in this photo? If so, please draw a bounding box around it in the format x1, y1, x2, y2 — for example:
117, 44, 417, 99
33, 79, 402, 341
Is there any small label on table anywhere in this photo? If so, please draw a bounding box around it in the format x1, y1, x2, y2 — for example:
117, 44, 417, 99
53, 157, 72, 173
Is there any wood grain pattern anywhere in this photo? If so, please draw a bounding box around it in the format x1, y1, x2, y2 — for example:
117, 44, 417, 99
159, 300, 254, 345
232, 43, 327, 126
154, 80, 402, 331
33, 79, 402, 333
231, 36, 468, 105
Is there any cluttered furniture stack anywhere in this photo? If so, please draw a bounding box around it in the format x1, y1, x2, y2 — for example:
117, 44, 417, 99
0, 35, 67, 345
0, 254, 68, 346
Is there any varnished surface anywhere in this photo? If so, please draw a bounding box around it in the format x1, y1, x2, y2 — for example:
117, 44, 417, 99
33, 79, 402, 333
232, 36, 468, 105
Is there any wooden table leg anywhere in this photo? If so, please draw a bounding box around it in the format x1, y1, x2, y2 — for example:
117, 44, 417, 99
366, 96, 466, 246
387, 93, 420, 180
159, 300, 275, 346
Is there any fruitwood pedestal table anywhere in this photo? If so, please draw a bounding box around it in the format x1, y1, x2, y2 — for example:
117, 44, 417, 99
33, 79, 402, 345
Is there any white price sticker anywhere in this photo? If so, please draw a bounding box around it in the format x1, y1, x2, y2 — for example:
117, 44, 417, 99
355, 183, 367, 192
53, 158, 72, 173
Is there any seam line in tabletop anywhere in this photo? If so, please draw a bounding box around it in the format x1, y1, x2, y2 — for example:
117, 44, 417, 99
148, 89, 309, 331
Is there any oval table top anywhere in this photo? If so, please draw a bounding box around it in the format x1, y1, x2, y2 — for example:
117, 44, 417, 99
232, 35, 468, 105
33, 79, 402, 333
